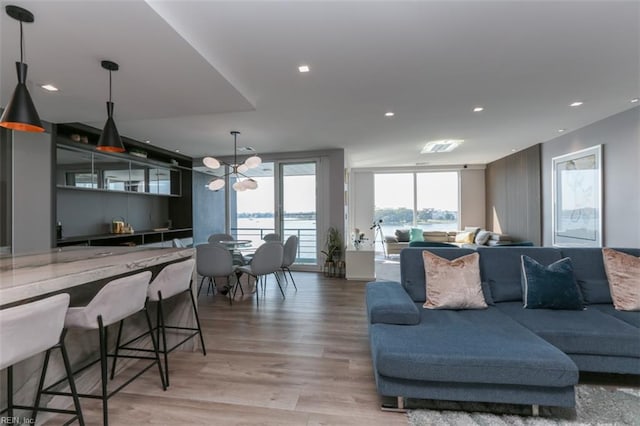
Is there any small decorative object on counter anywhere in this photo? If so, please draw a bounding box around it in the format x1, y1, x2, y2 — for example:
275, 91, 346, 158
352, 228, 367, 250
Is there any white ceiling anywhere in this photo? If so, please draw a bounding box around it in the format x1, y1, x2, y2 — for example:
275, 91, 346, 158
1, 1, 638, 168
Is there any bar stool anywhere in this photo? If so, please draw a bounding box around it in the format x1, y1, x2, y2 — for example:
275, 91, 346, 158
0, 293, 84, 425
111, 259, 206, 387
43, 271, 166, 426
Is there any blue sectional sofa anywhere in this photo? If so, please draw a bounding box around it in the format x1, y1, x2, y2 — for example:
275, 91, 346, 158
366, 247, 640, 409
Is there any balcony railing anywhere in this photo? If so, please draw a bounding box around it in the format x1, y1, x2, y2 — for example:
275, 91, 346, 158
231, 227, 317, 264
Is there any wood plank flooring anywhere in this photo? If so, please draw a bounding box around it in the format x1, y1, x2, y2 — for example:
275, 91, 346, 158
56, 273, 408, 425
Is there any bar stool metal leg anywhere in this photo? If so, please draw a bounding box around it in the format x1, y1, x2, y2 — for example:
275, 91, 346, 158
110, 320, 124, 380
189, 287, 207, 356
98, 316, 109, 426
144, 305, 168, 391
157, 293, 170, 387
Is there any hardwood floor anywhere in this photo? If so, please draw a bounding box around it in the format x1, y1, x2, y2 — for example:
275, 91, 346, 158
54, 273, 407, 425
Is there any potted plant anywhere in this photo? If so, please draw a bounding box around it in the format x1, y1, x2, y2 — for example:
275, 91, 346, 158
321, 226, 343, 277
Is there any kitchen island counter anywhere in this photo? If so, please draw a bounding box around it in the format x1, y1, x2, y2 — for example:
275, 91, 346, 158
0, 246, 194, 307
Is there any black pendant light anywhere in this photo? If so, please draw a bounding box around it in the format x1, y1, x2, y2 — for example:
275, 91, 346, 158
0, 5, 45, 132
96, 60, 125, 153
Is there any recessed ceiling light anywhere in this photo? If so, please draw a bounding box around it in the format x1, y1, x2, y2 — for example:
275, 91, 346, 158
421, 139, 464, 154
631, 98, 639, 103
175, 149, 180, 153
558, 128, 566, 133
145, 140, 151, 144
385, 112, 395, 117
511, 149, 517, 152
298, 65, 310, 73
41, 84, 58, 92
472, 106, 484, 112
569, 101, 584, 107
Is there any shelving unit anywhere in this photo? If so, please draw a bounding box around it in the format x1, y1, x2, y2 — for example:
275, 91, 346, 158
57, 228, 192, 247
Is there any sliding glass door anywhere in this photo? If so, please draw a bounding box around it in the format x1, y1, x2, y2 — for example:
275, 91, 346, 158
279, 162, 317, 265
231, 160, 319, 266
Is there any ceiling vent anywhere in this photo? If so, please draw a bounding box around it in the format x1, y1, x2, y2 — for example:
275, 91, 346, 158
421, 139, 464, 154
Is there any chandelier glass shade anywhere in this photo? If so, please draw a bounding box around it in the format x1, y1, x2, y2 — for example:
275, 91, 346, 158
204, 131, 262, 191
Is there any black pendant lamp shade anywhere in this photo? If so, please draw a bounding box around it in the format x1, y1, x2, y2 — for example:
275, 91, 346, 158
0, 5, 45, 132
96, 60, 125, 153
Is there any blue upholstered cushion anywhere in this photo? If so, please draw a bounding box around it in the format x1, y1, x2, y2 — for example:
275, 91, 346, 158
589, 304, 640, 328
521, 256, 584, 310
496, 302, 640, 358
369, 307, 578, 387
478, 247, 563, 303
560, 248, 640, 304
366, 281, 420, 325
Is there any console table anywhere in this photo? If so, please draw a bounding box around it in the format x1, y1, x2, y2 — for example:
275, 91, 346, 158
345, 248, 375, 281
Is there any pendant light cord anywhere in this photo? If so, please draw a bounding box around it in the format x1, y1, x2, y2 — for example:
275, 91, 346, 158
109, 70, 112, 102
19, 20, 24, 63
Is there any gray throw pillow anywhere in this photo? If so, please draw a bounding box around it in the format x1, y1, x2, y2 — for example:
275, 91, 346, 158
395, 229, 410, 242
475, 230, 492, 245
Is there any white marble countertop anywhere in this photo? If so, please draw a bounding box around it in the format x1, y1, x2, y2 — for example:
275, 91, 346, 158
0, 246, 194, 306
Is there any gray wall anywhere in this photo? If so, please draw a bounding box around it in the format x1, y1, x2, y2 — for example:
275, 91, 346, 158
460, 169, 486, 229
192, 170, 226, 245
57, 189, 169, 237
542, 107, 640, 247
485, 144, 542, 245
12, 130, 54, 254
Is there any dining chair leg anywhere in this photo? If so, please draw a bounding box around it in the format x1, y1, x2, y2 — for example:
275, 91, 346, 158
273, 272, 286, 299
283, 267, 297, 290
198, 276, 206, 296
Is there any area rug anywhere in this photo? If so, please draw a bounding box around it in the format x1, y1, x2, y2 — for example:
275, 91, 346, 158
407, 385, 640, 425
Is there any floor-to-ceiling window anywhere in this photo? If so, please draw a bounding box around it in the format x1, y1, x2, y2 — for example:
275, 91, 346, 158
374, 171, 459, 251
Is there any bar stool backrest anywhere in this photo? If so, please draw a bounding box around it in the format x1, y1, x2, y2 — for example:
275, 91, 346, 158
0, 293, 70, 370
64, 271, 152, 329
148, 258, 196, 301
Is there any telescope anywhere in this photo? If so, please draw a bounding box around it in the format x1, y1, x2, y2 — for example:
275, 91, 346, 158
370, 219, 383, 230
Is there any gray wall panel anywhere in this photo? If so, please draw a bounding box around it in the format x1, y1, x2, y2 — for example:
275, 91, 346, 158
485, 144, 541, 245
13, 131, 53, 254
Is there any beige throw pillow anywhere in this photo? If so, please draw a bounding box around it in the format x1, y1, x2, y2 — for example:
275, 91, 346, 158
422, 251, 488, 309
602, 248, 640, 311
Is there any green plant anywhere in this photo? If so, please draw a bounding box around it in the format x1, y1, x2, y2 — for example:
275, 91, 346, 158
321, 226, 343, 263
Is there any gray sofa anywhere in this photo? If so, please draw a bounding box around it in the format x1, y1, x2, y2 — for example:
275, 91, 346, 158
366, 246, 640, 409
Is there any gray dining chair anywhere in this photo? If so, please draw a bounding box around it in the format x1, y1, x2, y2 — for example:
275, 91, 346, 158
263, 233, 280, 242
235, 241, 284, 305
208, 233, 233, 243
196, 243, 236, 303
281, 235, 298, 290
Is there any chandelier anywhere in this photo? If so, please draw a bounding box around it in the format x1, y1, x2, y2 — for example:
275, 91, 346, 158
203, 131, 262, 191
